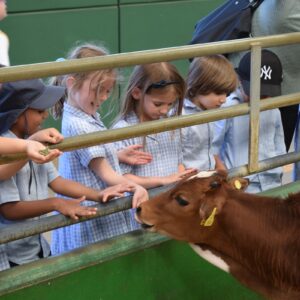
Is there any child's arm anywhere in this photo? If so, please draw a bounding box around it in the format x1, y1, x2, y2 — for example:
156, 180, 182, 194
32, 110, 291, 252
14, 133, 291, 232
0, 128, 63, 160
0, 196, 97, 221
117, 144, 152, 165
89, 157, 148, 208
49, 176, 135, 203
0, 129, 63, 180
214, 155, 227, 171
123, 167, 197, 189
28, 128, 63, 145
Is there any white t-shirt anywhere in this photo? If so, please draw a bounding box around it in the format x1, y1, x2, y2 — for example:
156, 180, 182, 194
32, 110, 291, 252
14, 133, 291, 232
0, 30, 9, 66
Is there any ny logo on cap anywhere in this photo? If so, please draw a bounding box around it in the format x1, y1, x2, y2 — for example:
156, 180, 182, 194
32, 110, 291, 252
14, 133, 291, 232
260, 65, 272, 80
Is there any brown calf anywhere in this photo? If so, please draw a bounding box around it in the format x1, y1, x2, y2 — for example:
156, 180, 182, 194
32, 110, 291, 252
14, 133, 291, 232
136, 171, 300, 300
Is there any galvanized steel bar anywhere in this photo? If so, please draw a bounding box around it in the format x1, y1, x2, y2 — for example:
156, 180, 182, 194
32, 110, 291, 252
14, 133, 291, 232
1, 92, 300, 165
0, 184, 170, 244
0, 33, 300, 82
1, 150, 300, 244
248, 45, 261, 172
228, 151, 300, 178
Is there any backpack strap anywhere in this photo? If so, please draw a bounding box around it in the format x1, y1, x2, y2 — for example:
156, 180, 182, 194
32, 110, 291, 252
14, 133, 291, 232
249, 0, 264, 10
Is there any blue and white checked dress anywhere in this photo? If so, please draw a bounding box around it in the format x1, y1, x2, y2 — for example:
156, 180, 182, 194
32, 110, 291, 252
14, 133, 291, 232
113, 112, 183, 229
113, 112, 183, 177
51, 103, 134, 255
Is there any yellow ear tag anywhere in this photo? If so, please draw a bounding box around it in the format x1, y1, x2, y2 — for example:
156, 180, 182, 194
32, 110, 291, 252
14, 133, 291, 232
201, 207, 217, 227
234, 180, 242, 190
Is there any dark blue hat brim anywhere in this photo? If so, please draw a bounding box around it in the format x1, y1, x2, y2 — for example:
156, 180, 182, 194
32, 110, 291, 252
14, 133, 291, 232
240, 79, 281, 98
29, 85, 65, 110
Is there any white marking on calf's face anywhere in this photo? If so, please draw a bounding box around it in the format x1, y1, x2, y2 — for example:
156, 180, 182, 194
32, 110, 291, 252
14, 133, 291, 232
187, 171, 216, 181
190, 244, 230, 273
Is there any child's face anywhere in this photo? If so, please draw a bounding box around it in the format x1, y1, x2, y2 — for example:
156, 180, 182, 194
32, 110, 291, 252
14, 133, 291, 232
135, 88, 177, 121
69, 75, 115, 115
12, 108, 48, 138
0, 0, 7, 21
193, 92, 227, 110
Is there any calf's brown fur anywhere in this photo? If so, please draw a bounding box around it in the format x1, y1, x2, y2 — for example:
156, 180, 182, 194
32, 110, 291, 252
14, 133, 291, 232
136, 171, 300, 300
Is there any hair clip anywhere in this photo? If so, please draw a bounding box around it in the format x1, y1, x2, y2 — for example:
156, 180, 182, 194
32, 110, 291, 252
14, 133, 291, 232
146, 80, 179, 93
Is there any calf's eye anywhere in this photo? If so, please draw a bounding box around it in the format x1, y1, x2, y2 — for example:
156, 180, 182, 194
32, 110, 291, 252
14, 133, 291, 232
175, 195, 189, 206
210, 181, 220, 188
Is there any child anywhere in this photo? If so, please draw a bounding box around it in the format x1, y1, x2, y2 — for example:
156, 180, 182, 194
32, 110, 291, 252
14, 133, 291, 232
213, 50, 286, 193
113, 62, 196, 189
50, 43, 149, 255
0, 78, 133, 268
182, 55, 238, 171
0, 0, 9, 65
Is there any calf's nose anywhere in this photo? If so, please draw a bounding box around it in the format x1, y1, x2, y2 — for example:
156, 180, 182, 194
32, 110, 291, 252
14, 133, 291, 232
136, 206, 142, 214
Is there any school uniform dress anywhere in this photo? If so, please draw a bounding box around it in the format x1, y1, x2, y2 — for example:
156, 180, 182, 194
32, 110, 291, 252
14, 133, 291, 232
51, 103, 133, 255
0, 131, 57, 267
113, 111, 183, 177
212, 93, 286, 193
181, 99, 216, 171
113, 111, 183, 229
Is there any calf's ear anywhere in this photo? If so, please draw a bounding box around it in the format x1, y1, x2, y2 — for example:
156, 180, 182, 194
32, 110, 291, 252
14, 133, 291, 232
199, 195, 225, 226
228, 177, 249, 191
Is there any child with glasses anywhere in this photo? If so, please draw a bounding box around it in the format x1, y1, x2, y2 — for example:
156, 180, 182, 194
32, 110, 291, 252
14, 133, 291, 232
50, 43, 149, 255
182, 55, 238, 172
113, 63, 196, 189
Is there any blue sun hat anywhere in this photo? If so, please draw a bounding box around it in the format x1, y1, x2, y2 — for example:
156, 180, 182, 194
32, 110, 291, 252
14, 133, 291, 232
0, 78, 65, 134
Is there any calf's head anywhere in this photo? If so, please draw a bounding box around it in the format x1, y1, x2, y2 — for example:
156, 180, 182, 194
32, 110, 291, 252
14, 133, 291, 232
136, 171, 248, 243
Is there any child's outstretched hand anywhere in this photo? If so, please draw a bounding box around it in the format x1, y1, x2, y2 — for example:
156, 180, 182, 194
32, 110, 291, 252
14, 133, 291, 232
160, 168, 198, 185
100, 183, 136, 203
131, 185, 149, 208
24, 140, 62, 164
27, 128, 64, 163
29, 128, 64, 144
55, 196, 98, 220
117, 144, 152, 165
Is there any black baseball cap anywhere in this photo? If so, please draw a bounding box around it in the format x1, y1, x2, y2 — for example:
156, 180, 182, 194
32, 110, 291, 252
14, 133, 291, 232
0, 79, 65, 134
236, 49, 283, 98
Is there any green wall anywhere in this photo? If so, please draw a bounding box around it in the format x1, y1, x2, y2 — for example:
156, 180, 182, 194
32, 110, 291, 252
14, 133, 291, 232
1, 0, 224, 126
0, 240, 261, 300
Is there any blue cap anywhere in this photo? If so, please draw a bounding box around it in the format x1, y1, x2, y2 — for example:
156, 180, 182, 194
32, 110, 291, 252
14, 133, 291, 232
0, 79, 65, 134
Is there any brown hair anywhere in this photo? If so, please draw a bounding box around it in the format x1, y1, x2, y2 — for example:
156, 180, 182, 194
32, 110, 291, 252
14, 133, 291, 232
50, 43, 117, 119
116, 62, 186, 123
186, 55, 238, 100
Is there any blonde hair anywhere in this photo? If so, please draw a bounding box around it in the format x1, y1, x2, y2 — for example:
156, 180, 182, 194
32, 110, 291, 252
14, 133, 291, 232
50, 43, 117, 119
116, 62, 186, 122
186, 55, 238, 100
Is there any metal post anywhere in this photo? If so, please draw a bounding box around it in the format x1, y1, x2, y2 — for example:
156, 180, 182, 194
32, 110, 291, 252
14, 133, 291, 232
248, 44, 262, 173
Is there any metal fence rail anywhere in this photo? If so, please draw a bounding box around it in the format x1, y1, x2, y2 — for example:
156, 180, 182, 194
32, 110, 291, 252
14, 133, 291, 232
0, 33, 300, 295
